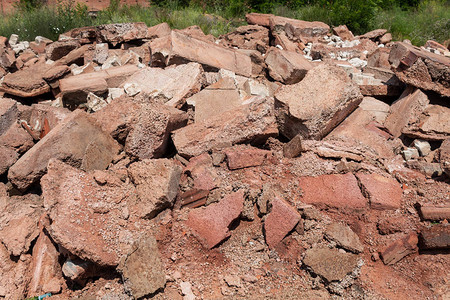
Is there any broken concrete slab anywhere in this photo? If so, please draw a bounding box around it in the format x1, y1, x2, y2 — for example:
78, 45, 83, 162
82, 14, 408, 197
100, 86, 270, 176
359, 29, 387, 40
220, 25, 269, 53
265, 47, 313, 84
0, 242, 31, 299
0, 121, 34, 154
42, 159, 137, 266
59, 71, 108, 108
298, 173, 367, 210
402, 104, 450, 141
121, 62, 204, 108
359, 84, 403, 97
367, 47, 391, 69
186, 190, 244, 248
325, 223, 364, 253
168, 31, 253, 77
118, 234, 166, 298
60, 65, 139, 108
380, 232, 418, 265
0, 98, 19, 135
55, 44, 91, 66
147, 22, 171, 39
264, 197, 300, 248
172, 97, 278, 158
8, 110, 120, 192
384, 87, 429, 138
27, 229, 63, 296
93, 95, 188, 159
125, 103, 188, 159
127, 159, 182, 219
0, 194, 42, 256
269, 16, 330, 44
98, 22, 149, 44
224, 145, 271, 170
419, 224, 449, 250
0, 47, 16, 69
327, 97, 397, 158
62, 23, 148, 45
92, 95, 139, 142
246, 13, 272, 27
389, 42, 450, 97
0, 63, 50, 97
303, 246, 359, 283
188, 77, 241, 122
275, 63, 363, 140
0, 145, 18, 176
356, 172, 403, 210
332, 25, 354, 41
45, 39, 80, 61
418, 205, 450, 221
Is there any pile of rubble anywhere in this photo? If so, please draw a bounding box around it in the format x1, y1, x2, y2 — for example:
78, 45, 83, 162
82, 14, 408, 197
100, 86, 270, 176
0, 12, 449, 299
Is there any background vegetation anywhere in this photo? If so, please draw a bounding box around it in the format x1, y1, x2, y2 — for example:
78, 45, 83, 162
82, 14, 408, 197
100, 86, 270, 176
0, 0, 448, 46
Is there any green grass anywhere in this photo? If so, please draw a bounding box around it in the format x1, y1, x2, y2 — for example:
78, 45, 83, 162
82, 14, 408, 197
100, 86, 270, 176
371, 1, 450, 46
0, 0, 448, 45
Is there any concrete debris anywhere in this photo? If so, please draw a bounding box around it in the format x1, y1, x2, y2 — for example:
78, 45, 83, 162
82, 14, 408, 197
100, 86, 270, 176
265, 47, 313, 84
389, 42, 450, 97
0, 16, 448, 300
419, 224, 450, 250
303, 246, 360, 283
264, 197, 300, 248
418, 205, 450, 221
172, 97, 277, 158
380, 232, 418, 265
8, 110, 120, 191
118, 234, 166, 298
275, 63, 362, 140
186, 191, 244, 248
324, 222, 364, 253
128, 159, 182, 219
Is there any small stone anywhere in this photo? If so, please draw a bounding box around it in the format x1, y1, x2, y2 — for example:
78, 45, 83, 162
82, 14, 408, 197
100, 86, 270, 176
413, 139, 431, 157
402, 147, 420, 160
283, 134, 304, 158
62, 258, 93, 282
86, 92, 107, 112
124, 82, 141, 96
180, 281, 196, 300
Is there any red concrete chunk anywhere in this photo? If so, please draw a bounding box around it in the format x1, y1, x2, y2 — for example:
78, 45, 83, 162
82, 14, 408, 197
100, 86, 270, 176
246, 13, 272, 27
264, 198, 300, 248
419, 224, 450, 250
380, 232, 418, 265
224, 145, 271, 170
356, 172, 402, 210
186, 190, 244, 249
298, 173, 367, 210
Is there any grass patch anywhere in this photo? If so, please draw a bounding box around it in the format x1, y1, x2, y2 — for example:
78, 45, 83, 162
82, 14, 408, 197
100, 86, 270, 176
371, 1, 450, 45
